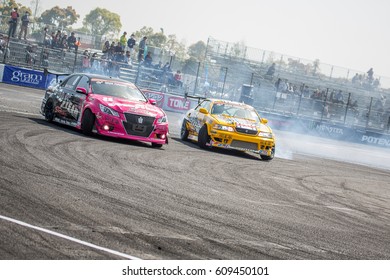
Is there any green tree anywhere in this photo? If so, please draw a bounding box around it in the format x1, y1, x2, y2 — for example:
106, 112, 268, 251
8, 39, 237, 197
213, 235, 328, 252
82, 8, 121, 37
38, 6, 79, 30
187, 41, 207, 62
134, 26, 167, 47
0, 0, 31, 33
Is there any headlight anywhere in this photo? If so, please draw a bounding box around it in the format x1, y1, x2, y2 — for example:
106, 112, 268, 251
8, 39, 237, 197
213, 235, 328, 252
213, 124, 234, 132
157, 115, 168, 123
99, 104, 119, 117
258, 131, 273, 138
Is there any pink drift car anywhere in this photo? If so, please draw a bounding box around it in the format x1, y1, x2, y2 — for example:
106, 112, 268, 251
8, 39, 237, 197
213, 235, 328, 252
40, 73, 169, 147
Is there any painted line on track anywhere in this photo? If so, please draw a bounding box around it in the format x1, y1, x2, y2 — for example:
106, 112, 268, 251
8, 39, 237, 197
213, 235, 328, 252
0, 214, 141, 260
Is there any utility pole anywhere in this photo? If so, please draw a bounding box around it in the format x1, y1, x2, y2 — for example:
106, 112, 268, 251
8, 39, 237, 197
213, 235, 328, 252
31, 0, 40, 33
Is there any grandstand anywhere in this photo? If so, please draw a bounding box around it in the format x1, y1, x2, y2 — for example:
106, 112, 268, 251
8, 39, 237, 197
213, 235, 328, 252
1, 35, 389, 133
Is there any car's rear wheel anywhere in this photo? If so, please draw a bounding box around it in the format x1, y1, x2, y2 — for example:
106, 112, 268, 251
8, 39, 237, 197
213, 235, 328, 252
44, 100, 54, 122
260, 147, 275, 161
198, 125, 210, 149
81, 109, 95, 136
180, 120, 189, 141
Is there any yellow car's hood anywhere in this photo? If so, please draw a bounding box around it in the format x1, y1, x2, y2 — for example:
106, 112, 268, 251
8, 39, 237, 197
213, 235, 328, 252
212, 114, 272, 132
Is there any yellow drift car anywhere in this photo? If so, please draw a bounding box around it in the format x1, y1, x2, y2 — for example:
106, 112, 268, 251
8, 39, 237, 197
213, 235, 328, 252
181, 99, 276, 160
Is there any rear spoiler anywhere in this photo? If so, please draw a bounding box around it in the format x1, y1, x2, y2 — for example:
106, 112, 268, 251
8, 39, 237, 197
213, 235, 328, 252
184, 92, 206, 104
43, 68, 71, 82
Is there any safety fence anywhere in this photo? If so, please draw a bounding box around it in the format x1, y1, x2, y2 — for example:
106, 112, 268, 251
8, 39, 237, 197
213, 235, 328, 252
1, 37, 389, 134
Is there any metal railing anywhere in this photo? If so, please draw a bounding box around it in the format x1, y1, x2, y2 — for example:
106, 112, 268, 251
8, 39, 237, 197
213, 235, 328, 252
2, 36, 389, 133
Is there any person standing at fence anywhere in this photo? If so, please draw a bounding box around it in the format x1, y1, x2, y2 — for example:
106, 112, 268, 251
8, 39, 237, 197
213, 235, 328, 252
127, 34, 136, 62
18, 11, 30, 40
8, 7, 19, 38
119, 32, 127, 50
138, 36, 147, 63
67, 32, 77, 51
82, 50, 91, 72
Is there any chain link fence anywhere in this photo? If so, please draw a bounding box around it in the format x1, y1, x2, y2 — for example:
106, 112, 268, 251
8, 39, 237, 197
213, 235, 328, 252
1, 34, 389, 133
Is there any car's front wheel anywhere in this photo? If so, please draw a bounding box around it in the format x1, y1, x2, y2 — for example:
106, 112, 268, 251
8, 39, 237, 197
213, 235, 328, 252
260, 147, 275, 161
198, 125, 210, 149
180, 120, 189, 141
44, 100, 54, 122
81, 109, 95, 136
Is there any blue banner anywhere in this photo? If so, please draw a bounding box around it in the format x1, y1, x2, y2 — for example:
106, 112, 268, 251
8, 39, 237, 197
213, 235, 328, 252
263, 112, 390, 148
3, 65, 48, 89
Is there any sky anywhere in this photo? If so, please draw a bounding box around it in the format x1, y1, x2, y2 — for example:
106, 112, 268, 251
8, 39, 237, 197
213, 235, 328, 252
17, 0, 390, 79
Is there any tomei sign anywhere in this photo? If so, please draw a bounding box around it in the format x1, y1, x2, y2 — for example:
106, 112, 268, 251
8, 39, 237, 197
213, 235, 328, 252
167, 96, 191, 111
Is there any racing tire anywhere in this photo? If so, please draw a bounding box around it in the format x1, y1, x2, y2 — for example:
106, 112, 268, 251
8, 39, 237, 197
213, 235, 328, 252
81, 109, 95, 136
151, 143, 163, 148
44, 100, 54, 122
180, 120, 189, 141
260, 147, 275, 161
198, 125, 210, 149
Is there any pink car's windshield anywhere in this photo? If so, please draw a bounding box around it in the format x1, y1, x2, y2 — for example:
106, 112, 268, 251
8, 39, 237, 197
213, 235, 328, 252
91, 79, 147, 102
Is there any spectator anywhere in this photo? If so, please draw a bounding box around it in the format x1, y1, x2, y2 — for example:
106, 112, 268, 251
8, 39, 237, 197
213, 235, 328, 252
275, 78, 281, 91
8, 7, 19, 38
143, 51, 153, 67
53, 30, 62, 48
18, 11, 30, 40
334, 90, 344, 104
43, 27, 51, 46
138, 36, 147, 62
373, 78, 380, 89
41, 48, 49, 67
67, 32, 77, 51
127, 33, 136, 62
0, 36, 10, 60
352, 73, 360, 84
114, 41, 123, 54
119, 32, 127, 50
75, 37, 81, 52
174, 70, 183, 87
59, 32, 68, 50
25, 44, 36, 66
90, 52, 100, 72
102, 41, 110, 53
124, 50, 131, 65
108, 41, 116, 57
266, 63, 276, 78
82, 50, 91, 72
367, 68, 374, 83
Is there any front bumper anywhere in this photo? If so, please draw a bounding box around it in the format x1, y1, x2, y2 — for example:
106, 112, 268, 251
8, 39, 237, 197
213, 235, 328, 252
208, 129, 275, 155
94, 112, 169, 145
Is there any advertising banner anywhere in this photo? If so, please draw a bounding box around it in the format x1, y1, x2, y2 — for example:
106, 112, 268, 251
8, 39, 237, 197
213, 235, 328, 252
166, 96, 192, 111
142, 90, 165, 108
2, 65, 48, 89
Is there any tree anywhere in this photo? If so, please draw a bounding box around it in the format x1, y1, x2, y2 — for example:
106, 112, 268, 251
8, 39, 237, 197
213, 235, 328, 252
0, 0, 31, 33
82, 8, 121, 37
134, 26, 167, 48
38, 6, 79, 30
187, 41, 207, 62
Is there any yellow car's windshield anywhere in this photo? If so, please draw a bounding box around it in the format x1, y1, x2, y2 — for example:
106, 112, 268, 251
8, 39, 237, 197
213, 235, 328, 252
211, 103, 260, 123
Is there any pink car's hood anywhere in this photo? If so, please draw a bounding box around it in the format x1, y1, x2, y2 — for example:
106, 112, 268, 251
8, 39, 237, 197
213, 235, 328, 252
93, 95, 165, 117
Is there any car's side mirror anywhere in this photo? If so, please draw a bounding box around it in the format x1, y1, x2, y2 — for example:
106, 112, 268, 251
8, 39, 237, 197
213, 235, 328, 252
76, 87, 87, 94
148, 98, 157, 105
199, 108, 208, 114
261, 118, 268, 124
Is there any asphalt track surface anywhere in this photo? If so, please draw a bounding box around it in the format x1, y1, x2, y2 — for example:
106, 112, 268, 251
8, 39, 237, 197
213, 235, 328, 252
1, 83, 390, 260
